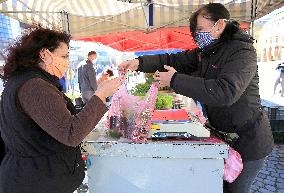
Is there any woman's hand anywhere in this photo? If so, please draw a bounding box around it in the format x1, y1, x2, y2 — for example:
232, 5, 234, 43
153, 65, 177, 87
95, 77, 125, 102
118, 59, 139, 74
97, 73, 109, 85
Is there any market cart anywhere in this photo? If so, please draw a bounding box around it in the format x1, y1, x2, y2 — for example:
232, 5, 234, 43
83, 140, 228, 193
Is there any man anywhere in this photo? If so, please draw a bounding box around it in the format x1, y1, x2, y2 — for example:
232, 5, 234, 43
273, 61, 284, 97
78, 51, 98, 103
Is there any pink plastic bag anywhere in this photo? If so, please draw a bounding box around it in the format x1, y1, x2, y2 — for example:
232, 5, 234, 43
193, 110, 206, 125
107, 83, 158, 142
224, 146, 243, 183
202, 138, 243, 183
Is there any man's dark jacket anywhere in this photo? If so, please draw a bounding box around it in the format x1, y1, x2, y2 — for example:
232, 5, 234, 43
0, 69, 85, 193
137, 31, 274, 161
78, 60, 97, 92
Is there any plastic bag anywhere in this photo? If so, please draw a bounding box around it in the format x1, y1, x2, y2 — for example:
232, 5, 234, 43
193, 110, 206, 125
224, 146, 243, 183
107, 83, 158, 142
203, 138, 243, 183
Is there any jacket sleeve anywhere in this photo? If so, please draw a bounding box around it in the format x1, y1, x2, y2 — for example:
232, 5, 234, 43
171, 47, 257, 106
86, 64, 98, 91
137, 49, 198, 74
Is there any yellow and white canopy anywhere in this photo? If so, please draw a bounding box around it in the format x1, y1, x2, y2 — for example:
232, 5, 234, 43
0, 0, 283, 37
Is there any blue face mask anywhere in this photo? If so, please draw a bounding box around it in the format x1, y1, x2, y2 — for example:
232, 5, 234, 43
194, 20, 220, 49
194, 31, 216, 49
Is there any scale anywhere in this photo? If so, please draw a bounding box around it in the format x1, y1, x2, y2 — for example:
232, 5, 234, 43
148, 109, 210, 139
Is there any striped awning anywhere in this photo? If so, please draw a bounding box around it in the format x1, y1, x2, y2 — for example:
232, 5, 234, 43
0, 0, 283, 38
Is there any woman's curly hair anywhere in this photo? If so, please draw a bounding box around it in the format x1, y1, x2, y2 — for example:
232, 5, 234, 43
3, 27, 71, 80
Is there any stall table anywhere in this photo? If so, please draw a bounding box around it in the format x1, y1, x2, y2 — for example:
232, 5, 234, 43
83, 140, 228, 193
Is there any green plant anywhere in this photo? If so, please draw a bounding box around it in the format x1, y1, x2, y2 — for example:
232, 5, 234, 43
145, 73, 154, 84
155, 94, 173, 110
131, 81, 174, 110
131, 83, 151, 96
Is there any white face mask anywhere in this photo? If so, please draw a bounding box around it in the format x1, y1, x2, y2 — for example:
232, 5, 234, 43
92, 58, 97, 64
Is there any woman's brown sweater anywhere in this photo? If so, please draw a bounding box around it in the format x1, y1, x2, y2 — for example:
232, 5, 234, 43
18, 77, 108, 147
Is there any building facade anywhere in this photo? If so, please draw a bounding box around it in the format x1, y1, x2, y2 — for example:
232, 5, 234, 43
0, 13, 24, 63
256, 7, 284, 62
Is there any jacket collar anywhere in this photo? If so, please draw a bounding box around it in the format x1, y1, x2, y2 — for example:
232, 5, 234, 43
198, 40, 223, 57
34, 68, 62, 91
86, 59, 93, 65
198, 30, 253, 57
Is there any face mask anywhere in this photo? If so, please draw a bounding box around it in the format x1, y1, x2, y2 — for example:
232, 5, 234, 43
194, 32, 216, 49
194, 21, 218, 49
44, 50, 69, 78
92, 58, 97, 64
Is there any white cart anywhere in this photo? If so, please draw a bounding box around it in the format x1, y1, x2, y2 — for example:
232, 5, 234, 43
83, 141, 228, 193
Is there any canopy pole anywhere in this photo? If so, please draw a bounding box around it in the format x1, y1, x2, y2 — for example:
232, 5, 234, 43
148, 0, 153, 26
66, 12, 70, 34
250, 0, 257, 38
139, 0, 149, 30
61, 11, 70, 33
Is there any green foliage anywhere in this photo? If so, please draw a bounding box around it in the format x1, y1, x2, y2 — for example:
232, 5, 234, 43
131, 83, 173, 110
131, 83, 151, 96
155, 94, 173, 110
145, 73, 154, 84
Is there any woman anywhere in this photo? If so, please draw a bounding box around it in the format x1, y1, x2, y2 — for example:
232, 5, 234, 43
119, 3, 274, 193
0, 28, 123, 193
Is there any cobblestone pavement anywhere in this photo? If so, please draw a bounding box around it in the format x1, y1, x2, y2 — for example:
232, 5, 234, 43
251, 144, 284, 193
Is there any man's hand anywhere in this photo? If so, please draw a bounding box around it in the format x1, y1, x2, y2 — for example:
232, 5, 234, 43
153, 65, 177, 87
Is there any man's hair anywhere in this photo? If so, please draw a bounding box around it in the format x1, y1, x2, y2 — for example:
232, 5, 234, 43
88, 51, 97, 56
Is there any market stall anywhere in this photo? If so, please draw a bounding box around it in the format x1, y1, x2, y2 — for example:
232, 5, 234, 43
81, 93, 234, 193
83, 140, 228, 193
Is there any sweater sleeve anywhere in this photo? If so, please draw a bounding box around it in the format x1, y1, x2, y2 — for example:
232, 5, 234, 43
18, 78, 108, 147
